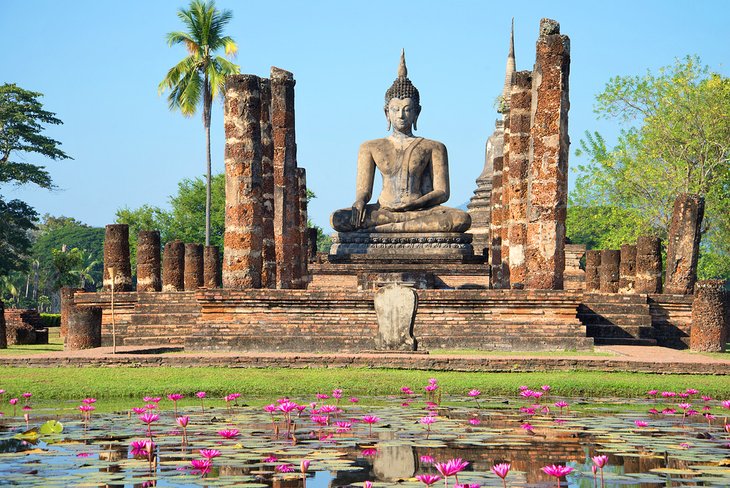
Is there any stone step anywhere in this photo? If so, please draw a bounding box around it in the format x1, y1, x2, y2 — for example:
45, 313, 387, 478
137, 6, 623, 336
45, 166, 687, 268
593, 337, 657, 346
585, 324, 656, 339
579, 303, 651, 315
583, 293, 648, 304
577, 313, 652, 326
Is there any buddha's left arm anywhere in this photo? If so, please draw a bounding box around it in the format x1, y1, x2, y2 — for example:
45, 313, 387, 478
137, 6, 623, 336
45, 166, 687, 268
411, 144, 449, 208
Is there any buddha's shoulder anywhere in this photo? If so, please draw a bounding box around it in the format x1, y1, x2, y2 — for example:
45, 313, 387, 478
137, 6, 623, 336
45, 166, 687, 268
359, 137, 446, 151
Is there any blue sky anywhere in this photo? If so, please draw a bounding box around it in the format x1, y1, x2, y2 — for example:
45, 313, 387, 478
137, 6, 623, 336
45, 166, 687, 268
2, 0, 729, 234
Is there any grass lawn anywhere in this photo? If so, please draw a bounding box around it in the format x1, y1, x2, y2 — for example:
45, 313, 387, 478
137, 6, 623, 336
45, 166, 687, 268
1, 367, 728, 403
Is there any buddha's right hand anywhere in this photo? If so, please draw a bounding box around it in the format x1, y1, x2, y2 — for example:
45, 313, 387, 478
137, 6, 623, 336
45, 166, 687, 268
351, 201, 366, 228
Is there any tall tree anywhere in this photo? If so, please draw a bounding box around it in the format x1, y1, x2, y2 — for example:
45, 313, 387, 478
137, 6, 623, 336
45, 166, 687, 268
0, 83, 70, 276
570, 56, 730, 280
158, 0, 240, 246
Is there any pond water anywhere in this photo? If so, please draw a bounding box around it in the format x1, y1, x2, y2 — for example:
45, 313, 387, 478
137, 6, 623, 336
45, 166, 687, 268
1, 387, 729, 487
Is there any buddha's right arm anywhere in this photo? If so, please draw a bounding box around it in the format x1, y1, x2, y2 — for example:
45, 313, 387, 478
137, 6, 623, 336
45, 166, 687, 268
353, 144, 376, 205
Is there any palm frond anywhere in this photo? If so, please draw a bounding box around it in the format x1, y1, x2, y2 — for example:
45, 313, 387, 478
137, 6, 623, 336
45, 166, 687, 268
208, 56, 240, 99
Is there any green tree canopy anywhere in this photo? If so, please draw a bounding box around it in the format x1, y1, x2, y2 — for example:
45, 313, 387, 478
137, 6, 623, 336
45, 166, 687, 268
158, 0, 239, 246
569, 56, 730, 280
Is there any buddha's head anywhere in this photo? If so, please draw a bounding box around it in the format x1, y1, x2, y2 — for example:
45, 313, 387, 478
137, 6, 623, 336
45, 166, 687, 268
384, 50, 421, 132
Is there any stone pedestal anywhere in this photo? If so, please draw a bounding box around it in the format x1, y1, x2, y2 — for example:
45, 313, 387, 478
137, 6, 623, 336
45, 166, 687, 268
103, 224, 132, 291
330, 232, 474, 259
203, 245, 221, 288
271, 67, 301, 289
467, 119, 502, 257
564, 244, 585, 290
690, 280, 728, 352
599, 250, 620, 293
0, 300, 6, 349
619, 244, 637, 294
66, 304, 102, 350
585, 250, 601, 292
525, 18, 570, 290
505, 71, 532, 286
665, 193, 704, 295
636, 236, 662, 293
137, 230, 161, 292
162, 240, 185, 292
259, 78, 277, 289
184, 243, 204, 291
223, 74, 264, 289
374, 284, 417, 351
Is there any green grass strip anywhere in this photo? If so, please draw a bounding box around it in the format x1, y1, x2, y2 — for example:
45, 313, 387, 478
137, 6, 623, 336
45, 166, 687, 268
1, 367, 728, 401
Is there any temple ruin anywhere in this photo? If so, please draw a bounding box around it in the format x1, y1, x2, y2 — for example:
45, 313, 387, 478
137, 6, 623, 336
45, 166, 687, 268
55, 18, 726, 354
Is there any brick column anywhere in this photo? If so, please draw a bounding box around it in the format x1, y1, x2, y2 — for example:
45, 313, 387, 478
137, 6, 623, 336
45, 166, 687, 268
223, 74, 264, 289
60, 287, 81, 338
65, 304, 101, 350
0, 300, 6, 349
137, 230, 161, 292
563, 243, 586, 290
271, 67, 301, 289
505, 71, 532, 286
297, 167, 309, 288
260, 78, 277, 289
203, 245, 221, 288
307, 228, 319, 261
599, 250, 620, 293
500, 91, 511, 286
585, 250, 601, 292
635, 236, 663, 293
618, 244, 637, 294
489, 153, 505, 288
184, 243, 204, 291
665, 193, 704, 295
690, 280, 728, 352
525, 18, 570, 290
103, 224, 132, 291
162, 240, 185, 292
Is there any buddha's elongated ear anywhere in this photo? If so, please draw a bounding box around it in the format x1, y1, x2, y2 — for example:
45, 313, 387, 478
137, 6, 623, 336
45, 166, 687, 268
385, 107, 391, 131
413, 106, 421, 131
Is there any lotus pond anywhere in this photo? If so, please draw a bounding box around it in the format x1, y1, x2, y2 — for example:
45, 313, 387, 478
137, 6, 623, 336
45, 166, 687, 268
1, 381, 729, 487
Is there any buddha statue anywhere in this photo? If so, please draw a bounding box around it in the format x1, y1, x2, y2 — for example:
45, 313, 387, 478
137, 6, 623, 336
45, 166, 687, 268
330, 51, 471, 234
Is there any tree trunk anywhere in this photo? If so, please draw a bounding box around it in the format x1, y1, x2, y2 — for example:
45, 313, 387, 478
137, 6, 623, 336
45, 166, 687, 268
203, 76, 212, 247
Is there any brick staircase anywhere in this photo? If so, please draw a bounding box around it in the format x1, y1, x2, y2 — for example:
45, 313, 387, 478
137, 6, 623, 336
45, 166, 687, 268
579, 293, 656, 345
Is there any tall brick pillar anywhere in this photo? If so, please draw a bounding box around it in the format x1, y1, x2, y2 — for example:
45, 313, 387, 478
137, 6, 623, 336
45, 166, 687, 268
203, 245, 221, 288
259, 78, 277, 289
489, 153, 505, 288
65, 304, 102, 350
0, 299, 6, 349
297, 167, 309, 288
184, 243, 204, 291
690, 280, 728, 352
618, 244, 637, 294
665, 193, 704, 295
271, 67, 301, 289
500, 89, 511, 287
635, 236, 663, 294
103, 224, 132, 291
584, 250, 601, 292
223, 74, 264, 289
137, 230, 161, 292
525, 18, 570, 290
599, 250, 620, 293
162, 240, 185, 292
505, 70, 532, 286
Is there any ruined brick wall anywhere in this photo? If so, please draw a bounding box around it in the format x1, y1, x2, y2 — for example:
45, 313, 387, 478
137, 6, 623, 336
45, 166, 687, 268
137, 230, 161, 292
689, 280, 728, 352
4, 308, 44, 345
259, 78, 277, 289
665, 193, 704, 295
162, 240, 185, 292
103, 224, 132, 291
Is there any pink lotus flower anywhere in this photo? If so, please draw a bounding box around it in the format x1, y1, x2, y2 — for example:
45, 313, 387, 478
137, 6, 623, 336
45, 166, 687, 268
350, 397, 360, 403
702, 395, 712, 401
9, 398, 18, 405
168, 393, 184, 401
0, 389, 4, 394
721, 400, 730, 409
518, 385, 529, 391
190, 458, 211, 476
218, 429, 239, 439
521, 422, 534, 432
139, 412, 159, 424
362, 415, 380, 435
300, 459, 311, 473
686, 388, 699, 395
364, 482, 373, 488
634, 420, 648, 428
592, 455, 608, 468
678, 392, 690, 398
662, 408, 676, 415
335, 421, 352, 433
541, 385, 551, 392
420, 455, 435, 464
520, 389, 534, 398
401, 386, 414, 395
145, 403, 157, 410
425, 384, 438, 392
78, 404, 95, 413
647, 389, 658, 396
76, 452, 92, 458
678, 403, 692, 411
360, 448, 377, 457
724, 424, 730, 433
491, 462, 510, 487
316, 393, 330, 400
130, 439, 149, 457
176, 416, 190, 428
420, 416, 436, 425
143, 396, 161, 403
542, 464, 573, 487
416, 474, 442, 486
263, 455, 279, 463
22, 392, 32, 399
200, 449, 221, 459
554, 401, 569, 409
196, 391, 206, 399
435, 458, 469, 483
469, 417, 481, 426
661, 391, 676, 398
332, 388, 343, 399
82, 398, 96, 404
468, 389, 481, 397
275, 464, 295, 473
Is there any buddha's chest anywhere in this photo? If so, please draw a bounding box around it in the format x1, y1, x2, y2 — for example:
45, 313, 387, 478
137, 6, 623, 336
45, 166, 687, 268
372, 144, 431, 177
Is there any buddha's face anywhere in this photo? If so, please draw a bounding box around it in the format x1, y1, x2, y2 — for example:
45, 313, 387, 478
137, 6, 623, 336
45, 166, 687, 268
387, 97, 419, 133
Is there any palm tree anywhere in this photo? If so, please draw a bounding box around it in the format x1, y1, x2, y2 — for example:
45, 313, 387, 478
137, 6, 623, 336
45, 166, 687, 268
158, 0, 239, 246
